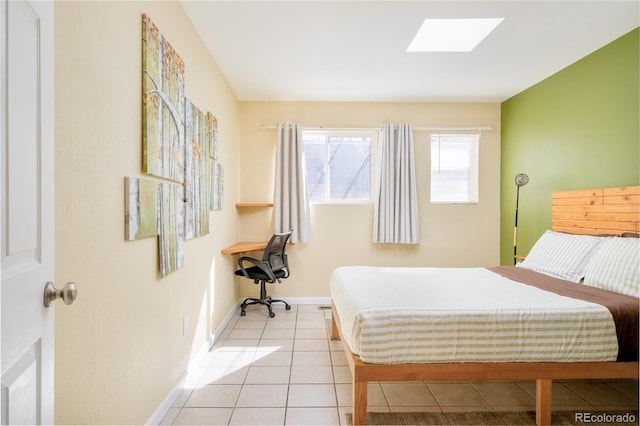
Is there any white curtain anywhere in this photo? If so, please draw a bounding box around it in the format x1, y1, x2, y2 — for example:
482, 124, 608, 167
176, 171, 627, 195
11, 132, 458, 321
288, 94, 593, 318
274, 123, 311, 244
373, 123, 420, 244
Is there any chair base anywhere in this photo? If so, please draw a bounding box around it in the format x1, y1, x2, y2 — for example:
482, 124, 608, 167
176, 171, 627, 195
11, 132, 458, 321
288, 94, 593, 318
240, 280, 291, 318
240, 296, 291, 318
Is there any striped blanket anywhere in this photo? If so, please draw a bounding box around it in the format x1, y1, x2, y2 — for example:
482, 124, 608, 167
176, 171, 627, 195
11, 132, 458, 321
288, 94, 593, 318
330, 266, 619, 364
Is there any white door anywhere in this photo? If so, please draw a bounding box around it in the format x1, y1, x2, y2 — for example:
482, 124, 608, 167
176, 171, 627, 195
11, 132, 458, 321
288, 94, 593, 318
1, 0, 57, 424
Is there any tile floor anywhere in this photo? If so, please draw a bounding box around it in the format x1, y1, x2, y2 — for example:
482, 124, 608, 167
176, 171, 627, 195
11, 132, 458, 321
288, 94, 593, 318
160, 304, 638, 425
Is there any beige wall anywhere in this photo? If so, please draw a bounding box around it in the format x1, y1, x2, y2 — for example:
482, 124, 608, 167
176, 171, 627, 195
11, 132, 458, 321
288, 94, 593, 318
54, 1, 242, 423
237, 102, 502, 299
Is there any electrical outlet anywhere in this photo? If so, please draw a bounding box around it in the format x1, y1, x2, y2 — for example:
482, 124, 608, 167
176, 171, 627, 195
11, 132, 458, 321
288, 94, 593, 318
182, 315, 189, 337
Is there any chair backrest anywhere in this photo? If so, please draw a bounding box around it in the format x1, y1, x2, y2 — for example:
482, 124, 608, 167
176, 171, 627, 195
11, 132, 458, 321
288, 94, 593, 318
263, 230, 293, 273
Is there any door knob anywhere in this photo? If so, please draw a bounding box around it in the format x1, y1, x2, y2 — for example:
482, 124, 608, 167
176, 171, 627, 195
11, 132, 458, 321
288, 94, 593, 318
43, 281, 78, 308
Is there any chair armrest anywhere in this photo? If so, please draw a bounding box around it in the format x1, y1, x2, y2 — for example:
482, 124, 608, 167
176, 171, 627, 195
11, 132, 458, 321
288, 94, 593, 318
281, 254, 290, 278
237, 256, 277, 282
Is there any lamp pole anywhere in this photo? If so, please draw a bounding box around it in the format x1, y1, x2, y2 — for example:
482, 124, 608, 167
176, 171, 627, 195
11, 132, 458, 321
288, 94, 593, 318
514, 173, 529, 265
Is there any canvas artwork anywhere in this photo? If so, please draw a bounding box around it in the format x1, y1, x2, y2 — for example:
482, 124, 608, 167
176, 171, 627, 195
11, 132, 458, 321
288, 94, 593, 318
208, 112, 219, 160
211, 162, 224, 210
142, 13, 185, 183
185, 99, 211, 239
130, 14, 224, 277
125, 177, 159, 241
158, 182, 184, 277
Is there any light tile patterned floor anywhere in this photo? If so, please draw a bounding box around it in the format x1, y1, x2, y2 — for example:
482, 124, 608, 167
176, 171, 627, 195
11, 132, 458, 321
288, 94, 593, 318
161, 304, 639, 425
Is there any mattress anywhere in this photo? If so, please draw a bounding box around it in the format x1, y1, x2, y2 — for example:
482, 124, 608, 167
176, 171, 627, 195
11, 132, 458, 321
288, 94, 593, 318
330, 266, 619, 364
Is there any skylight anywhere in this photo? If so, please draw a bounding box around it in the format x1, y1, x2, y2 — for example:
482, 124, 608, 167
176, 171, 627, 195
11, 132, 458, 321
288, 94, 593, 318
407, 18, 504, 52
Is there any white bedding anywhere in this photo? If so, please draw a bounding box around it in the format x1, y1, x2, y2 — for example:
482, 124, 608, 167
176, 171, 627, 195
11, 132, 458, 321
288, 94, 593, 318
330, 266, 619, 364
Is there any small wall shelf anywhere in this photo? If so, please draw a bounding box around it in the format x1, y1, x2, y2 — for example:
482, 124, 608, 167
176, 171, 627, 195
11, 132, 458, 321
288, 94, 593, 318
221, 240, 293, 255
235, 203, 273, 208
221, 241, 269, 255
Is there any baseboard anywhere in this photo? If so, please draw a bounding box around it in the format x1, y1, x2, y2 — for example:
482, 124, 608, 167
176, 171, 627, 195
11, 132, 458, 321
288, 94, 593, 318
146, 296, 331, 424
145, 370, 187, 425
146, 303, 238, 425
210, 299, 245, 347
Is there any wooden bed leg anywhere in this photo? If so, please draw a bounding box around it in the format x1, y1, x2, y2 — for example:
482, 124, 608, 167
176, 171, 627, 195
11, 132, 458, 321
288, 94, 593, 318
330, 311, 340, 340
352, 380, 367, 425
536, 379, 552, 426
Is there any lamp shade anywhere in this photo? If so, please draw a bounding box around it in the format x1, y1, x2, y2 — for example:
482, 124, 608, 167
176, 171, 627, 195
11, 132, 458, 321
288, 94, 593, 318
515, 173, 529, 187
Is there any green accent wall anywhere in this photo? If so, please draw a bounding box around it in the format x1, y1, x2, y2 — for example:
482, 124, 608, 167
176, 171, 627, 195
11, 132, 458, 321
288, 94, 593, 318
500, 28, 639, 265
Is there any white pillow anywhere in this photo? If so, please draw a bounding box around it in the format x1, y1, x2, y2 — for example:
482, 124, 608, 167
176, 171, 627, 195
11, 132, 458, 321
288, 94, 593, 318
517, 230, 604, 282
583, 237, 639, 297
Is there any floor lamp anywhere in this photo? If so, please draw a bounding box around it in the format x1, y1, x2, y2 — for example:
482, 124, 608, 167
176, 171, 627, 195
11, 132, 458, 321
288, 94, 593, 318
514, 173, 529, 265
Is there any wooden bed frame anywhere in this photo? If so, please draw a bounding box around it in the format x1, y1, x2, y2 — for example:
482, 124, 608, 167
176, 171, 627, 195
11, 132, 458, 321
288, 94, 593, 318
330, 185, 639, 426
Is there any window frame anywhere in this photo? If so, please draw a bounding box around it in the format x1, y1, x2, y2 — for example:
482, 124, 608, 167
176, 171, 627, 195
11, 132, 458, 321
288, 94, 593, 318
429, 132, 480, 205
302, 129, 377, 204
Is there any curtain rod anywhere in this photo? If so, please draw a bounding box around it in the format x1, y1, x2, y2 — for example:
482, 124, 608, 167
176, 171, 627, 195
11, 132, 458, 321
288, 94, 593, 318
260, 124, 494, 132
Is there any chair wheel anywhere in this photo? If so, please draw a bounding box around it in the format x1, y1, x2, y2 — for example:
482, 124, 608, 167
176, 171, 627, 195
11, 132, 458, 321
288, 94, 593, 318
285, 305, 291, 311
240, 311, 246, 317
269, 311, 275, 318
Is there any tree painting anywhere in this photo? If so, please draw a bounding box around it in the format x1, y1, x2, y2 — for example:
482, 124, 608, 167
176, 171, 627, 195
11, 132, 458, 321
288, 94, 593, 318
158, 182, 184, 277
125, 177, 184, 277
124, 177, 159, 241
211, 162, 224, 211
131, 14, 224, 277
185, 100, 210, 239
207, 112, 219, 160
142, 14, 185, 183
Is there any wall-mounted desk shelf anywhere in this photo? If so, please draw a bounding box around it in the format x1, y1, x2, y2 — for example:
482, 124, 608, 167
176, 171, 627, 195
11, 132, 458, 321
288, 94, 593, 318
235, 203, 273, 208
221, 241, 293, 255
221, 242, 269, 255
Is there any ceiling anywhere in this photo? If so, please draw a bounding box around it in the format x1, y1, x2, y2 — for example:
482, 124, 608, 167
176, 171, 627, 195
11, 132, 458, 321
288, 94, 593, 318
181, 1, 639, 103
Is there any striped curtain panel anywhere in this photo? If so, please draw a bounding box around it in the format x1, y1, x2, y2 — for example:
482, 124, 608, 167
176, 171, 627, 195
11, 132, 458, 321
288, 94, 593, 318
373, 123, 420, 244
274, 123, 311, 243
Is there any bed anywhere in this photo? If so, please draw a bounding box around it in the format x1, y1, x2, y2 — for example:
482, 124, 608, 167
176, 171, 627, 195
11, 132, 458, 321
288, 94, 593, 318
330, 186, 639, 426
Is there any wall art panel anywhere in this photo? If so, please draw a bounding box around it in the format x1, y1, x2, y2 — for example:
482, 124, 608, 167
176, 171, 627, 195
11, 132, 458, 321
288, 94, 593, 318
185, 99, 211, 239
208, 112, 218, 160
211, 162, 224, 211
125, 177, 159, 241
158, 182, 184, 277
142, 13, 185, 183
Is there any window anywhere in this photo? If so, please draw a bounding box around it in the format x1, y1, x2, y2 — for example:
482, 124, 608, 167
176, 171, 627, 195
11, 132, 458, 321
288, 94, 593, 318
303, 131, 374, 202
430, 133, 479, 203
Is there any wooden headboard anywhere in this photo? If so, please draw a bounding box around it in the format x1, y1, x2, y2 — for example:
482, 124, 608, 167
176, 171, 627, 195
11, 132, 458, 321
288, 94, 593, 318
552, 186, 640, 236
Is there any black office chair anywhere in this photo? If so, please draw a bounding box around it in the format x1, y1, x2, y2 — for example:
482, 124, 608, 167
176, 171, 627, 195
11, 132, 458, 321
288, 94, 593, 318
234, 230, 293, 318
